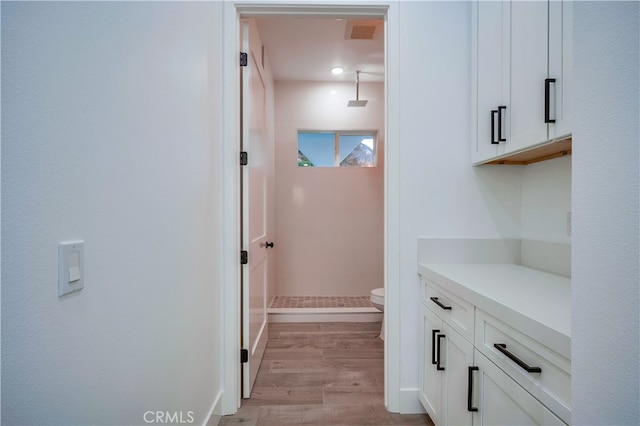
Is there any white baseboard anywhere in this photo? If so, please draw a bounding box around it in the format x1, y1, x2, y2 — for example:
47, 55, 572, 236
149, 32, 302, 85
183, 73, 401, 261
204, 390, 223, 426
398, 388, 426, 414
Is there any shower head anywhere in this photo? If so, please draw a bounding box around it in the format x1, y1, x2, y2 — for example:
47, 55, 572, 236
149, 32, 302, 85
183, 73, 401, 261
347, 70, 368, 107
348, 100, 368, 107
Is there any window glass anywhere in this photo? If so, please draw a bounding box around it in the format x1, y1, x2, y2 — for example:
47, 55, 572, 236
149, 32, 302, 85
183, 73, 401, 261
297, 131, 376, 167
297, 132, 335, 167
339, 135, 376, 167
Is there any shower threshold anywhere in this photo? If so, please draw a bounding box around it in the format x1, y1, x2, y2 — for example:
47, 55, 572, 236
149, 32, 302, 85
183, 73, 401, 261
268, 295, 382, 323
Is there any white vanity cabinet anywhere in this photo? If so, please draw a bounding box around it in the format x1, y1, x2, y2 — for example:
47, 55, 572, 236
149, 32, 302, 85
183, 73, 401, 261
472, 0, 573, 165
418, 264, 571, 425
419, 283, 475, 426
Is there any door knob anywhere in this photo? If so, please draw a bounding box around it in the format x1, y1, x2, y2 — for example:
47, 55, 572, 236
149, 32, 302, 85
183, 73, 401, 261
261, 241, 275, 249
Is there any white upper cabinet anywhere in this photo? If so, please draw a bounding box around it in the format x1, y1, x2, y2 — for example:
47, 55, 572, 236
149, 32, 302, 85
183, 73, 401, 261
473, 0, 509, 162
548, 0, 573, 140
472, 0, 573, 165
509, 1, 549, 151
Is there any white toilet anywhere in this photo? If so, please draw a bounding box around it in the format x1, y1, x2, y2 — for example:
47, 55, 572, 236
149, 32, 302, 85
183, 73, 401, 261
370, 287, 385, 340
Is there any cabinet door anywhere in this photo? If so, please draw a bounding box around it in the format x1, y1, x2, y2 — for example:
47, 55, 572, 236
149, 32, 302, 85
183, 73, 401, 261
548, 0, 572, 139
473, 0, 510, 164
442, 323, 474, 426
419, 305, 443, 424
473, 351, 567, 425
508, 0, 549, 154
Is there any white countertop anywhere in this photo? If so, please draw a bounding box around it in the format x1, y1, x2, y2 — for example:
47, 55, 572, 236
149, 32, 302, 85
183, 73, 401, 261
418, 263, 571, 359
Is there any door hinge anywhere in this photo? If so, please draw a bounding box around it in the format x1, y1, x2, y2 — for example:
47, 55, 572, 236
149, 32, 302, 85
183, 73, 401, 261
241, 349, 248, 363
240, 151, 248, 166
240, 52, 248, 67
241, 250, 248, 265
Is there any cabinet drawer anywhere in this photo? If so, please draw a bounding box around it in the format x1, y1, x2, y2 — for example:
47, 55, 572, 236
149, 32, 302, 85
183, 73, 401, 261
475, 309, 571, 424
473, 350, 567, 425
423, 280, 474, 343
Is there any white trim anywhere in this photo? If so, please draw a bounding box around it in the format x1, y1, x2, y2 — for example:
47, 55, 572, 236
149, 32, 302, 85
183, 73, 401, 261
203, 390, 224, 426
221, 1, 241, 415
220, 0, 401, 414
384, 0, 401, 413
235, 2, 390, 18
399, 388, 427, 415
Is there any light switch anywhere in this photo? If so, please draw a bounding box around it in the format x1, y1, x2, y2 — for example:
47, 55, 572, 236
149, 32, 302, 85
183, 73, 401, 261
69, 266, 81, 283
58, 241, 84, 297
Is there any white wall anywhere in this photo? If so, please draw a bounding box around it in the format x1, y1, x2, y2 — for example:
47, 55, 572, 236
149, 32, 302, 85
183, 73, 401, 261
1, 3, 225, 425
274, 81, 384, 296
521, 156, 572, 244
397, 1, 523, 404
8, 2, 634, 423
572, 2, 639, 424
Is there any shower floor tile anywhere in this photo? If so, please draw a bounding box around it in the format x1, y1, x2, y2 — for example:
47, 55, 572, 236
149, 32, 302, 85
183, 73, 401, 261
270, 296, 373, 309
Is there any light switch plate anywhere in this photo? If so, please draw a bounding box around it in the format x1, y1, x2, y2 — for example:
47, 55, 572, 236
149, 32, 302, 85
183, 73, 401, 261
58, 241, 84, 297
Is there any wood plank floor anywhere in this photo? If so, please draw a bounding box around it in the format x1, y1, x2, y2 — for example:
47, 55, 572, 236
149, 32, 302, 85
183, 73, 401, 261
219, 322, 434, 426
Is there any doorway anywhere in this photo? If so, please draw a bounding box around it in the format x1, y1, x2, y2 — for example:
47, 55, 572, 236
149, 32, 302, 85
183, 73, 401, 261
220, 1, 402, 415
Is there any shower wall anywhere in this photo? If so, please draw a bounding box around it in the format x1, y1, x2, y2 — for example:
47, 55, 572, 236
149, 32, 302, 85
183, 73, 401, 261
274, 80, 384, 296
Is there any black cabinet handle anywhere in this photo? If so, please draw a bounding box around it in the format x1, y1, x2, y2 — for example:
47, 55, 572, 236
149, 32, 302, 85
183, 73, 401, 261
498, 106, 507, 142
431, 329, 440, 365
467, 366, 479, 412
436, 334, 445, 371
545, 78, 556, 123
494, 343, 542, 373
430, 297, 452, 311
491, 110, 498, 144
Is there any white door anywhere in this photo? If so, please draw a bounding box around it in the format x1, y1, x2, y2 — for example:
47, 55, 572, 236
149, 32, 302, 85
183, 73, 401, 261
442, 323, 474, 426
474, 0, 510, 163
508, 0, 549, 153
548, 0, 573, 140
241, 20, 270, 398
419, 305, 443, 424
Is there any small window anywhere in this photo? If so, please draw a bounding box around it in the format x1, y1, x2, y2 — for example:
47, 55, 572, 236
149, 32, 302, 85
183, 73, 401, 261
297, 131, 377, 167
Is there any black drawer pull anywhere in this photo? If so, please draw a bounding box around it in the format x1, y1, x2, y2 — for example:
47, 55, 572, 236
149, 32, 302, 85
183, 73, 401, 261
491, 109, 499, 144
430, 297, 452, 310
494, 343, 542, 373
545, 78, 556, 123
436, 334, 445, 371
431, 329, 440, 365
498, 106, 507, 142
467, 366, 479, 412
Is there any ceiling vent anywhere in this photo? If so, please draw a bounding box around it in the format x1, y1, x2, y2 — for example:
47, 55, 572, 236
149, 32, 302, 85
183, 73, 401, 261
345, 20, 382, 40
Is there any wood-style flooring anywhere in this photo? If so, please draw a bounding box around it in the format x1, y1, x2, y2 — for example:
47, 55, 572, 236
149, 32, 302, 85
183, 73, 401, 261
219, 322, 434, 426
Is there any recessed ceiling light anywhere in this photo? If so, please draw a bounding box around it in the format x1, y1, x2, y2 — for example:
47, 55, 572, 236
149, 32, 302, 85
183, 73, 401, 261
331, 66, 344, 75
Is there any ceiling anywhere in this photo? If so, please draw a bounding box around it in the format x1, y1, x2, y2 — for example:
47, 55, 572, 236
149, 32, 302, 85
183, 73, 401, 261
253, 17, 385, 83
